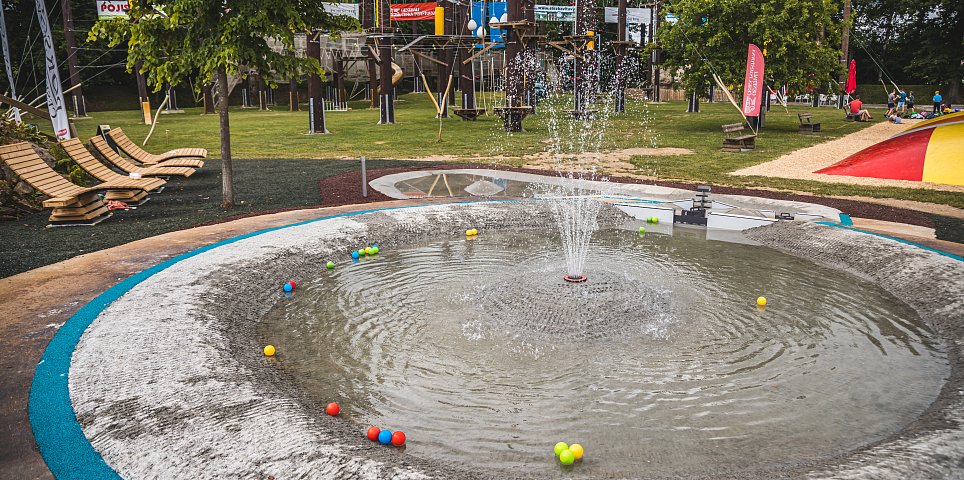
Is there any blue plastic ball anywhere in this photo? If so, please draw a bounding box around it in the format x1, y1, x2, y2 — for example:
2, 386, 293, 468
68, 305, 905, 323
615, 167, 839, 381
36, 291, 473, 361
283, 283, 293, 292
378, 429, 393, 445
351, 251, 360, 259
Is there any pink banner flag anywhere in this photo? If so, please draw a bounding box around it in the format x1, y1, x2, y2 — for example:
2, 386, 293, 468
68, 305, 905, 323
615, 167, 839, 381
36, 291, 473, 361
741, 44, 765, 117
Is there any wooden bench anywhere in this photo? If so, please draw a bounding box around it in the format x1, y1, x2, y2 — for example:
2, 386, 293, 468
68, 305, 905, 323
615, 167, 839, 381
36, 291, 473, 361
721, 123, 756, 152
452, 108, 486, 121
798, 113, 821, 133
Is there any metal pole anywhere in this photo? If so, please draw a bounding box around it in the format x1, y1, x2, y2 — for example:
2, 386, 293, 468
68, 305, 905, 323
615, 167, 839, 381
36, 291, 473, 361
361, 156, 368, 197
309, 96, 315, 133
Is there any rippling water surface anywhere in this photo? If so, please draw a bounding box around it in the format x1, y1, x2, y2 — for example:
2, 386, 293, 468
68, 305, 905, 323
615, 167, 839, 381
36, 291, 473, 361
259, 228, 947, 477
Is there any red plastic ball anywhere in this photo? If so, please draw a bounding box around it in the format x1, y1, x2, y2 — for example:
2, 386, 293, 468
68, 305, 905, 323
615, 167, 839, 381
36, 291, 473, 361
391, 431, 406, 446
366, 426, 381, 441
288, 281, 297, 289
325, 402, 339, 416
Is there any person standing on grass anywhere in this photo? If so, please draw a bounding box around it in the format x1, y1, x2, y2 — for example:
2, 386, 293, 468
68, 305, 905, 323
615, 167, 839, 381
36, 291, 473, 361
907, 91, 916, 113
849, 95, 872, 121
933, 91, 942, 114
886, 90, 896, 116
897, 90, 907, 114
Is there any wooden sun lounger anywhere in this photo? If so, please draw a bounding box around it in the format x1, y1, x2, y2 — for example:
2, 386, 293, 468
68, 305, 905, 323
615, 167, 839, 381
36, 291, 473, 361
106, 128, 206, 168
60, 138, 167, 205
0, 142, 155, 225
90, 135, 196, 178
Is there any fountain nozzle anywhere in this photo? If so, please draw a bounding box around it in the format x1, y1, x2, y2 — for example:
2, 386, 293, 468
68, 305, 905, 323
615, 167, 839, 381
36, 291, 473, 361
563, 275, 588, 283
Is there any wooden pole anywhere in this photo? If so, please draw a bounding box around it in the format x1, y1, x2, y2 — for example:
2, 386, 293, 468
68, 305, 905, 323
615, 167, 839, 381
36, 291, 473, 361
59, 0, 85, 117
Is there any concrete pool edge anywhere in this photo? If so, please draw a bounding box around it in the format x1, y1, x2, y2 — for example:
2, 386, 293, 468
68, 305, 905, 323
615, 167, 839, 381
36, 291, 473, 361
32, 201, 964, 479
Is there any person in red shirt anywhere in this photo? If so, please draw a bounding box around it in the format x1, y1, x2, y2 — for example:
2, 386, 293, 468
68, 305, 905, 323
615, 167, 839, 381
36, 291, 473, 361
849, 95, 872, 121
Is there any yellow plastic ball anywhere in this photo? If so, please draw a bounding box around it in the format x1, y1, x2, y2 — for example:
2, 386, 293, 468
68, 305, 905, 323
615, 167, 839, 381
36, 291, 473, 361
263, 345, 276, 356
569, 443, 584, 460
756, 296, 767, 306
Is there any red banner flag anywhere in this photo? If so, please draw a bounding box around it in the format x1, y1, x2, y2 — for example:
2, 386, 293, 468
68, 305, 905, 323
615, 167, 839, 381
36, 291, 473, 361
391, 2, 436, 21
741, 44, 765, 117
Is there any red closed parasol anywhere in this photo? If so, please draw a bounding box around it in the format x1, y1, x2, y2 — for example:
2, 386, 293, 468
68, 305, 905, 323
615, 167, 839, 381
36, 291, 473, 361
845, 59, 857, 95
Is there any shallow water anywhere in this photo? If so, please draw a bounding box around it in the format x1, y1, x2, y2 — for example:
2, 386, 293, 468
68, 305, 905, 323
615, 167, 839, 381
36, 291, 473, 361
259, 228, 948, 478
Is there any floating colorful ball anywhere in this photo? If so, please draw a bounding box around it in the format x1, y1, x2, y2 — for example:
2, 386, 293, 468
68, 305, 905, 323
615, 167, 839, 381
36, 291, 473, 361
559, 449, 575, 465
263, 345, 275, 357
325, 402, 340, 416
757, 296, 767, 307
391, 431, 406, 446
326, 261, 335, 269
351, 251, 360, 259
553, 442, 569, 456
283, 283, 293, 292
378, 429, 393, 445
639, 226, 646, 234
366, 426, 381, 441
569, 443, 584, 460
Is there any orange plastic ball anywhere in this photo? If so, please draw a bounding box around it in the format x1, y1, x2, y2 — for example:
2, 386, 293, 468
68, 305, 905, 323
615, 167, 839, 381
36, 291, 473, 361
391, 431, 406, 446
366, 426, 380, 441
325, 402, 340, 416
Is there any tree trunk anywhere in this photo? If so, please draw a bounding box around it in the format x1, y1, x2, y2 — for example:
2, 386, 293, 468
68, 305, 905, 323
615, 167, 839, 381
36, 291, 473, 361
216, 69, 234, 208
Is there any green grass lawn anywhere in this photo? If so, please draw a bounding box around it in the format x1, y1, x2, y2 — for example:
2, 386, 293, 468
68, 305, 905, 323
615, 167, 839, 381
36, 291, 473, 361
67, 95, 962, 208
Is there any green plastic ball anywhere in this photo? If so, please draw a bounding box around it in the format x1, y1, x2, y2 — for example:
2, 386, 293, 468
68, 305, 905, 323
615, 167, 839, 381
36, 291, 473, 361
559, 449, 575, 465
652, 216, 659, 224
638, 226, 646, 234
326, 261, 334, 269
365, 247, 374, 255
372, 246, 379, 254
553, 442, 569, 456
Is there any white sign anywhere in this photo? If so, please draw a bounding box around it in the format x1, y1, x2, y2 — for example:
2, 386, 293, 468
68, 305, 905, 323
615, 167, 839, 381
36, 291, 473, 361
322, 3, 359, 18
534, 5, 575, 22
35, 0, 70, 139
604, 7, 651, 25
96, 0, 130, 20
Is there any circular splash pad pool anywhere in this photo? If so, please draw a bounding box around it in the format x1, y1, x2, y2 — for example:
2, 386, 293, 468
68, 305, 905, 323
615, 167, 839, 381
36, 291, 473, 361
52, 201, 964, 479
261, 228, 946, 478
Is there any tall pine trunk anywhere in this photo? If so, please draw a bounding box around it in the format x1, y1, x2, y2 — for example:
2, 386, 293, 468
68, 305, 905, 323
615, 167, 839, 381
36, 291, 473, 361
216, 69, 234, 208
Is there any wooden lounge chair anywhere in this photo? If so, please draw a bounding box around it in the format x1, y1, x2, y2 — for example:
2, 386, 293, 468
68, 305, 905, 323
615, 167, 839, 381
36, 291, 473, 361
0, 142, 156, 225
60, 138, 167, 205
89, 135, 196, 178
106, 128, 205, 168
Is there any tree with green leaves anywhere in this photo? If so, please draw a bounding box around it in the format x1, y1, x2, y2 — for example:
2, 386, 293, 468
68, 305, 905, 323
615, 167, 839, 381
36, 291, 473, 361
89, 0, 356, 207
851, 0, 962, 103
656, 0, 842, 107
